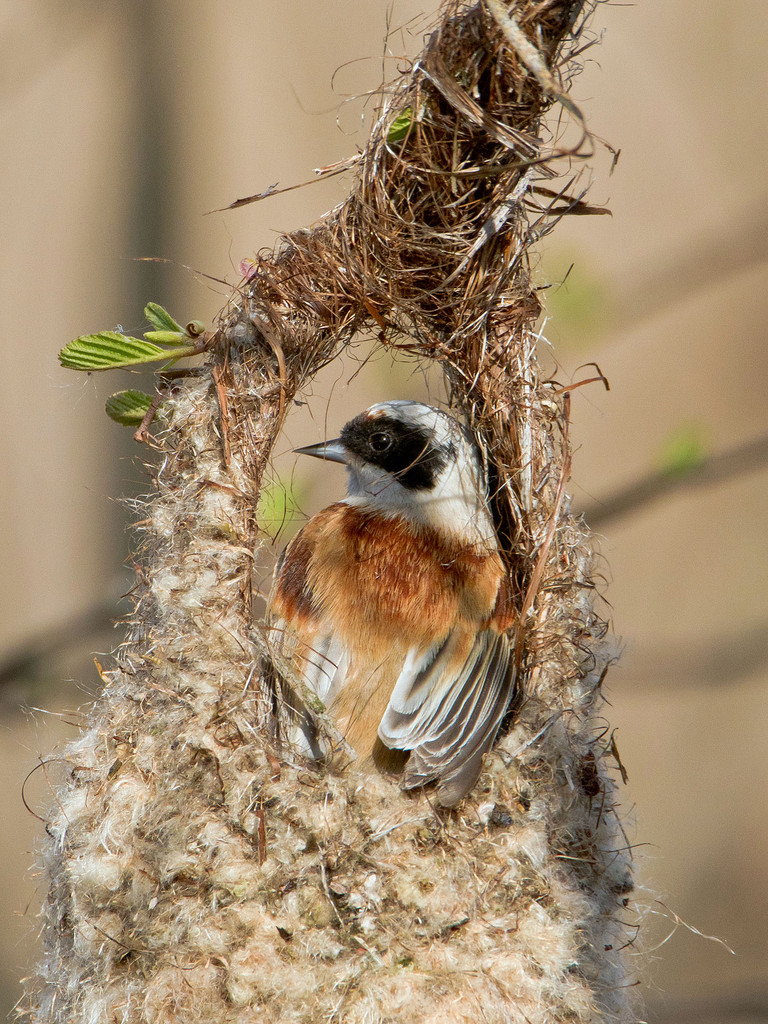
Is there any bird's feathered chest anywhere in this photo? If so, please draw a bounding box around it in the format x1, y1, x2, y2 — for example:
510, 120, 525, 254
272, 503, 508, 658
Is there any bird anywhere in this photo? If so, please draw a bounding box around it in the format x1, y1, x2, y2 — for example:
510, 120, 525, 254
267, 400, 518, 806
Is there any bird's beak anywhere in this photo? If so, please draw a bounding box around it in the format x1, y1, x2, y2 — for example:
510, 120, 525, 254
293, 438, 349, 464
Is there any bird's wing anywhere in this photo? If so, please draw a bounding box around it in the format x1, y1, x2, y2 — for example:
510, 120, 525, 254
267, 611, 350, 758
268, 520, 349, 755
268, 616, 346, 705
377, 627, 516, 806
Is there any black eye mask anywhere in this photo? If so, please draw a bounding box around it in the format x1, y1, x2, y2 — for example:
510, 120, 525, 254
340, 414, 452, 491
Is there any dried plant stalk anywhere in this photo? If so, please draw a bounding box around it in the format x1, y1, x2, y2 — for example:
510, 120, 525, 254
27, 2, 640, 1022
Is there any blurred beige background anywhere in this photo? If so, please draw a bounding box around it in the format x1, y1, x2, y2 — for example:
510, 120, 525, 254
2, 3, 767, 1021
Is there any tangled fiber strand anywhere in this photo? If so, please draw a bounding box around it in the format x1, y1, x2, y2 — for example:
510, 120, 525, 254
27, 2, 640, 1022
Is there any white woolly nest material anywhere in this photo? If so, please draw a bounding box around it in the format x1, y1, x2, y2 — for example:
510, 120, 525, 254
29, 371, 636, 1024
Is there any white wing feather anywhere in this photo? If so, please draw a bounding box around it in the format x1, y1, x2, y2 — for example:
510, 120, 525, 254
378, 629, 516, 805
268, 619, 348, 757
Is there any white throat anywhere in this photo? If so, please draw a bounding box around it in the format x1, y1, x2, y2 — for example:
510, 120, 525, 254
344, 456, 498, 549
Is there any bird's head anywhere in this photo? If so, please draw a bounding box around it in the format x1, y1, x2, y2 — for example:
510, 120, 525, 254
296, 401, 496, 546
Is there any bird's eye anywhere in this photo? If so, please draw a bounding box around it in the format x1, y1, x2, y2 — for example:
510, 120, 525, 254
369, 431, 392, 453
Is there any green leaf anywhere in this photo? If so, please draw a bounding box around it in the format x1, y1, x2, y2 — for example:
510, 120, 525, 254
105, 389, 157, 426
657, 423, 707, 477
387, 107, 414, 143
144, 302, 184, 333
59, 331, 197, 370
258, 483, 294, 531
257, 479, 307, 537
143, 330, 188, 345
